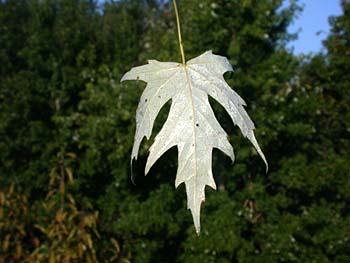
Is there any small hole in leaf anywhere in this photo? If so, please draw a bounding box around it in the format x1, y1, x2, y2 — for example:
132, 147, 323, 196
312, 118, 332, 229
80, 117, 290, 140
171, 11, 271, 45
196, 123, 199, 127
145, 99, 148, 102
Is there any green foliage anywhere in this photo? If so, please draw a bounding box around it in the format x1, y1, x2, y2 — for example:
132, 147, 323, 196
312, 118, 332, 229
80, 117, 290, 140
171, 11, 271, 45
0, 0, 349, 262
0, 154, 129, 263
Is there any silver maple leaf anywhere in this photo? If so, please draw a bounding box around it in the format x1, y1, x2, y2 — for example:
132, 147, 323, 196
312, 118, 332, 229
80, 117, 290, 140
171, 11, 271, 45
121, 51, 267, 234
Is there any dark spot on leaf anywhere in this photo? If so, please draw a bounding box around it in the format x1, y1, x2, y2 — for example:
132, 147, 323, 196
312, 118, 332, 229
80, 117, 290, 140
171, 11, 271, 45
158, 95, 161, 98
196, 123, 199, 127
145, 99, 148, 102
136, 76, 140, 80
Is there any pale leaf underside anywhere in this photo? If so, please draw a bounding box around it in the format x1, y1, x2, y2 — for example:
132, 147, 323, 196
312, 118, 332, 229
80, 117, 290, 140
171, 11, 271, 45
121, 51, 267, 234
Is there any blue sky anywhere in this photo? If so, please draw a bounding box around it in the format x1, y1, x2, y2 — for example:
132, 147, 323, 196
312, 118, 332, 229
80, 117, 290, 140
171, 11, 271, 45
285, 0, 342, 54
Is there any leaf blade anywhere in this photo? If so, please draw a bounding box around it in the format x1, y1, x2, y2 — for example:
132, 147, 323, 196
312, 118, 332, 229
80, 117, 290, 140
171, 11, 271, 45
121, 51, 267, 233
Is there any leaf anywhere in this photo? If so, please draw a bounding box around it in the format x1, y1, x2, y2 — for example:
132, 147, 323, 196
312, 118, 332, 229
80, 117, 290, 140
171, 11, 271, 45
121, 51, 267, 234
65, 168, 74, 183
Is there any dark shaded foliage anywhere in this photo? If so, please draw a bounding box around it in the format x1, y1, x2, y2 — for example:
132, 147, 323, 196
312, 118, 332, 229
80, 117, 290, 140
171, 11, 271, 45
0, 0, 349, 262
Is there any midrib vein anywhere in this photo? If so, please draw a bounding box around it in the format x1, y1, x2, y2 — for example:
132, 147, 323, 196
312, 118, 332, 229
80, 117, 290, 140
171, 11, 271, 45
183, 66, 198, 207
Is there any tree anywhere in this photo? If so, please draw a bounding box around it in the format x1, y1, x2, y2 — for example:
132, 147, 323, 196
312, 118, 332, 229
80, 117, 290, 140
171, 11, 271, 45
101, 1, 303, 262
1, 0, 349, 262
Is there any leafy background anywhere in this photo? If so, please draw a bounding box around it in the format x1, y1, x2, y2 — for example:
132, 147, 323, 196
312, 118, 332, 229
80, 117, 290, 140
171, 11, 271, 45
0, 0, 349, 262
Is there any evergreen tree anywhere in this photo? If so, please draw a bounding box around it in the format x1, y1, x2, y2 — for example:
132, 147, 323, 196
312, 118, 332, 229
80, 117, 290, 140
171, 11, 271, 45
1, 0, 349, 262
100, 1, 304, 262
